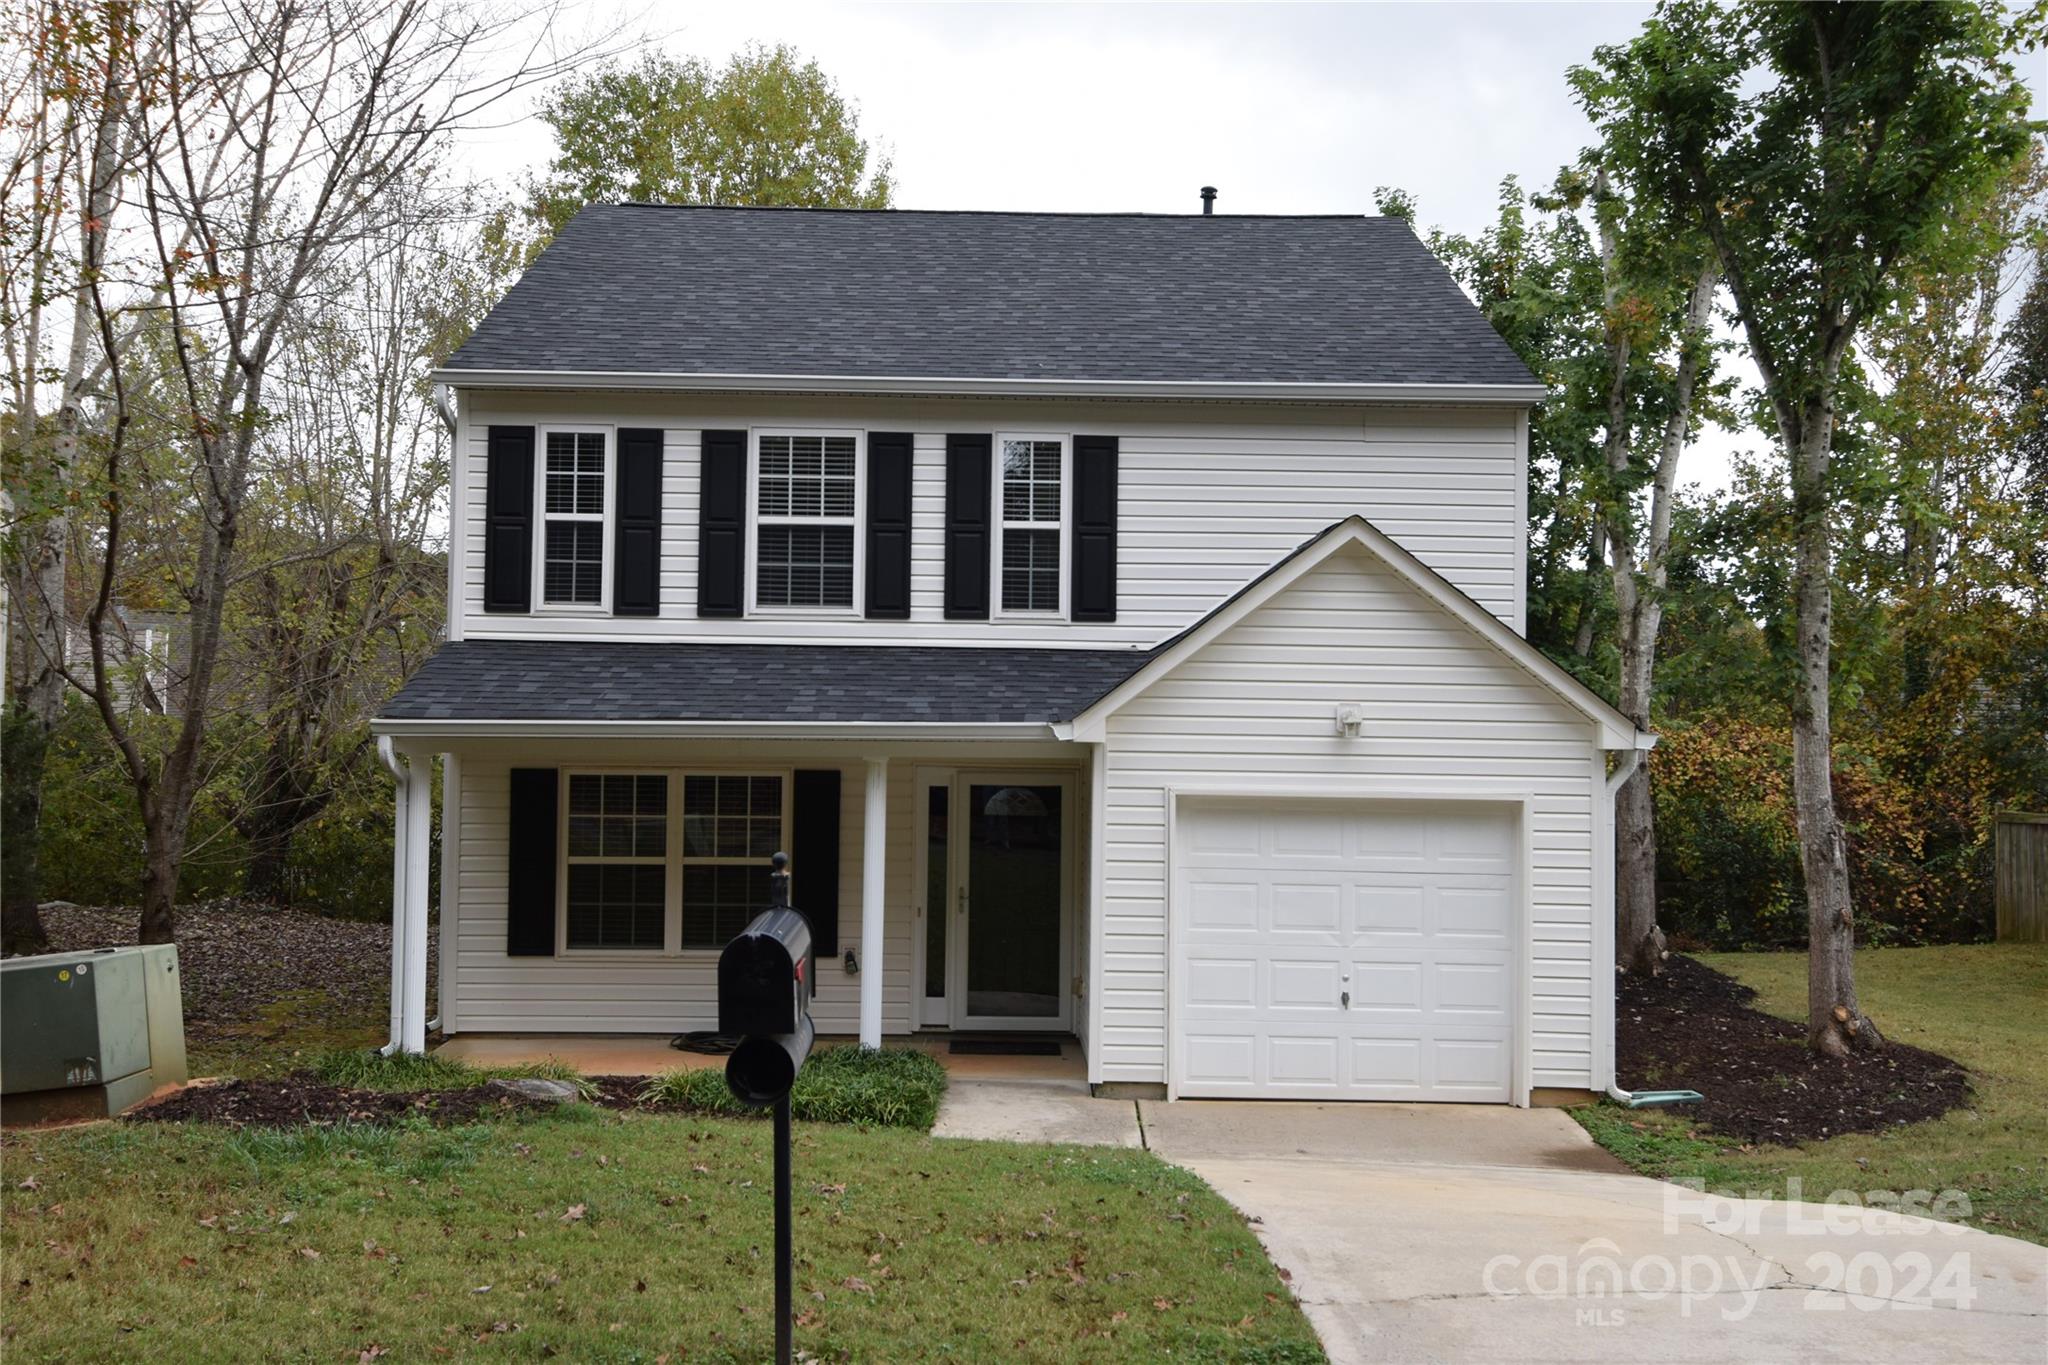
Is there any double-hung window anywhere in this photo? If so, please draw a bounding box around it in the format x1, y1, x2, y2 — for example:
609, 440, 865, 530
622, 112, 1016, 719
539, 429, 610, 608
562, 773, 669, 950
995, 435, 1067, 616
753, 432, 861, 611
559, 769, 790, 952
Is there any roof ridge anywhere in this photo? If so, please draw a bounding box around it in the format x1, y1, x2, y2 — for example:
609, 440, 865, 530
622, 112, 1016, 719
607, 202, 1391, 222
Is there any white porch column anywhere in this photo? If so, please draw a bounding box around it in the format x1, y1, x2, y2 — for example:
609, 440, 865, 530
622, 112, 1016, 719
400, 749, 433, 1054
382, 742, 409, 1052
859, 756, 889, 1048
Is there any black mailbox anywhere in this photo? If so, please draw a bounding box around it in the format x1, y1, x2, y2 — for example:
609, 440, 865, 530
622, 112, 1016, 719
727, 1015, 817, 1107
718, 906, 814, 1038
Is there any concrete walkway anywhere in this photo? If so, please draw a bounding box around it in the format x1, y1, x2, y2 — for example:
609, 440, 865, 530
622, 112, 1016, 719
931, 1076, 1142, 1147
1140, 1101, 2048, 1365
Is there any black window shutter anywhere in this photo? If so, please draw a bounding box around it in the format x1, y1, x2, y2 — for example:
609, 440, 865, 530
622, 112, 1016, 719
865, 432, 913, 619
943, 433, 992, 620
1071, 434, 1119, 622
697, 429, 747, 617
613, 428, 663, 616
792, 770, 841, 957
483, 426, 534, 613
506, 768, 558, 957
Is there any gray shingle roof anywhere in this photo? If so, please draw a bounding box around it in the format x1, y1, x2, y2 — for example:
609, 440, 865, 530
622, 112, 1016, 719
443, 205, 1535, 388
375, 640, 1154, 726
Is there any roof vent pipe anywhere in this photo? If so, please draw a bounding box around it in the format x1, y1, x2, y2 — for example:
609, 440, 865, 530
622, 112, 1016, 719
1200, 186, 1217, 215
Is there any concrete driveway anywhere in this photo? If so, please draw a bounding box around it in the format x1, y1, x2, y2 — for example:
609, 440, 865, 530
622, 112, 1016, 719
1139, 1101, 2048, 1365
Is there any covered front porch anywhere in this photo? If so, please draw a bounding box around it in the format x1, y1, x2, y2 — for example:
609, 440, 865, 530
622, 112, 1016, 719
378, 731, 1101, 1064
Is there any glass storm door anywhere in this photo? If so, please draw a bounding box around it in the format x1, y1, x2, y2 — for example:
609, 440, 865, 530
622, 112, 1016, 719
953, 776, 1071, 1030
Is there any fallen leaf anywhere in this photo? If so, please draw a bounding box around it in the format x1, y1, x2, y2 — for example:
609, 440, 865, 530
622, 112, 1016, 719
178, 1257, 198, 1270
559, 1204, 586, 1223
296, 1248, 321, 1261
841, 1276, 873, 1295
1153, 1297, 1174, 1311
15, 1179, 37, 1192
815, 1183, 846, 1197
358, 1347, 387, 1363
1111, 1311, 1128, 1324
472, 1285, 492, 1294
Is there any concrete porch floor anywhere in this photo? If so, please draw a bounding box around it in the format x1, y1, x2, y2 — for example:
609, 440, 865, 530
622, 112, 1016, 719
435, 1032, 1086, 1083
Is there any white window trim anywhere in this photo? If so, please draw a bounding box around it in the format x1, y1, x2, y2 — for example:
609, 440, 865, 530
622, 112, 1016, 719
746, 427, 866, 618
531, 423, 616, 615
553, 765, 796, 958
991, 432, 1071, 620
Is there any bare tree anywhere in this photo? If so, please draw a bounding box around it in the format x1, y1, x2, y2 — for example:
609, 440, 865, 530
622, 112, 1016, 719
61, 0, 609, 942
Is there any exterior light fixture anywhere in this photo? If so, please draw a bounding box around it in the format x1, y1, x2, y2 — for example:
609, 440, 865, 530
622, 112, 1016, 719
1334, 704, 1365, 738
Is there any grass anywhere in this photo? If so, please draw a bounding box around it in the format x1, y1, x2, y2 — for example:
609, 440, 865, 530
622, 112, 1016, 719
308, 1048, 597, 1098
0, 1107, 1324, 1363
187, 987, 388, 1080
641, 1045, 949, 1130
1574, 943, 2048, 1246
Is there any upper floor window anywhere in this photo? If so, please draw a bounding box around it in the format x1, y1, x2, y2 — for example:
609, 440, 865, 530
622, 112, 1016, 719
996, 435, 1067, 615
539, 429, 610, 608
752, 431, 861, 612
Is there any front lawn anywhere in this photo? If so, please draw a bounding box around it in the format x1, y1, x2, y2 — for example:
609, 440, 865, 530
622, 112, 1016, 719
2, 1105, 1323, 1362
1576, 943, 2048, 1246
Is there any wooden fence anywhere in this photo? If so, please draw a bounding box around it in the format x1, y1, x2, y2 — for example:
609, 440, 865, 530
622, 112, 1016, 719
1995, 812, 2048, 943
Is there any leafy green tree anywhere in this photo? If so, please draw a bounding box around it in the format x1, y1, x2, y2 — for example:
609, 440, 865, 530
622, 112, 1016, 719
1577, 0, 2040, 1054
1419, 175, 1725, 975
500, 43, 894, 268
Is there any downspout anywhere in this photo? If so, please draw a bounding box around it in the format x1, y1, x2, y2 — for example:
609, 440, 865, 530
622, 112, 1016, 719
431, 383, 457, 436
1602, 740, 1700, 1109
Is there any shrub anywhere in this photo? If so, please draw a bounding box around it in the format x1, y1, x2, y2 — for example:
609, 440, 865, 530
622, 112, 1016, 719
638, 1045, 947, 1130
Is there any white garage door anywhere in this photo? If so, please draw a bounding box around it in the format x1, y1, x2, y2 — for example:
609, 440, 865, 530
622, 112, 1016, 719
1173, 799, 1518, 1102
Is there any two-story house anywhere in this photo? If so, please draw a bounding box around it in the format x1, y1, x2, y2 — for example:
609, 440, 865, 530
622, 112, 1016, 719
372, 203, 1650, 1105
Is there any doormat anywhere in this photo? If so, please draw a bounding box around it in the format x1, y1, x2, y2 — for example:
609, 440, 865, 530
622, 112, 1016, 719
948, 1039, 1063, 1057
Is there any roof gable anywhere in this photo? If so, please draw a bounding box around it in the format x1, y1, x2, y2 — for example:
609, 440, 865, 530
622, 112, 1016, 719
441, 205, 1538, 394
1058, 516, 1649, 749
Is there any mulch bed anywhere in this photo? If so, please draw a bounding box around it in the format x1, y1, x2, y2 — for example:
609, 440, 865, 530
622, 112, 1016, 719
128, 1075, 560, 1128
35, 899, 429, 1044
1618, 955, 1971, 1144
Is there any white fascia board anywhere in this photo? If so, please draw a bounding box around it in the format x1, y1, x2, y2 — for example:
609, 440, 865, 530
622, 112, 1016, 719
432, 367, 1548, 406
1065, 515, 1647, 749
369, 717, 1059, 743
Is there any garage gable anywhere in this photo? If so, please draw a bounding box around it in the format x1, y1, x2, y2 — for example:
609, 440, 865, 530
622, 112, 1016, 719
1061, 515, 1645, 749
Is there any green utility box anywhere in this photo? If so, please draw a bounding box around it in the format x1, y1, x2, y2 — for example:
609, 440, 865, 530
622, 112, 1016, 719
1, 944, 187, 1123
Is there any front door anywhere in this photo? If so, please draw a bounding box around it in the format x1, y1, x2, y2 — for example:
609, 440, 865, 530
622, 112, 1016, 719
917, 771, 1073, 1031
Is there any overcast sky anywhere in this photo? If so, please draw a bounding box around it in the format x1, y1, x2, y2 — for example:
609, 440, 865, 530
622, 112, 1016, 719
459, 2, 2048, 491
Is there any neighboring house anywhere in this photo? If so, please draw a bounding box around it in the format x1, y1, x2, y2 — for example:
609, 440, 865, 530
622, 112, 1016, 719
65, 605, 184, 716
373, 203, 1649, 1105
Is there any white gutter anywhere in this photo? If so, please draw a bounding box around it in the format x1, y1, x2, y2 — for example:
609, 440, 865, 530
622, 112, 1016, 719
430, 366, 1549, 406
369, 717, 1062, 742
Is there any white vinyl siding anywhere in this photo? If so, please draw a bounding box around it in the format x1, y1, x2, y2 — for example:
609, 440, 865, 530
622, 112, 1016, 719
454, 395, 1523, 645
1092, 542, 1597, 1093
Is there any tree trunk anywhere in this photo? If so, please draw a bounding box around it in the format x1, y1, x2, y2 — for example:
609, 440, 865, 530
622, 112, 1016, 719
1, 706, 53, 954
1788, 414, 1883, 1056
1614, 761, 1664, 973
137, 823, 181, 945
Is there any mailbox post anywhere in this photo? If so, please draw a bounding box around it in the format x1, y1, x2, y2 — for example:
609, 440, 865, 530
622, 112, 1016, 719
718, 853, 814, 1365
